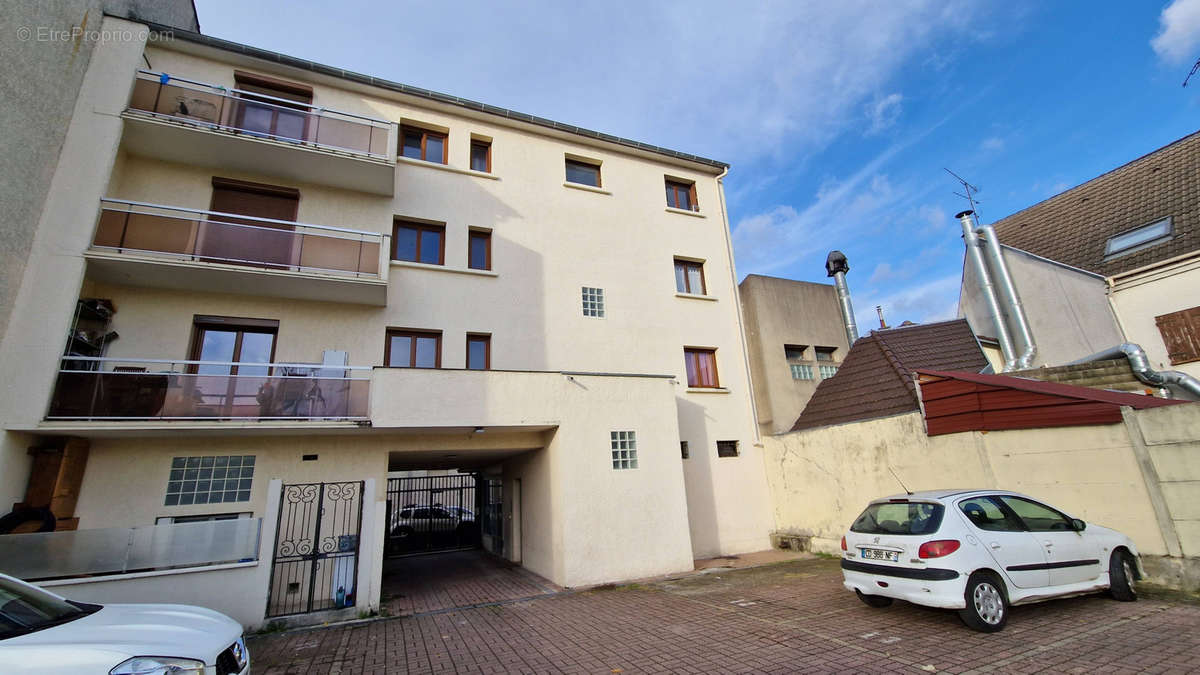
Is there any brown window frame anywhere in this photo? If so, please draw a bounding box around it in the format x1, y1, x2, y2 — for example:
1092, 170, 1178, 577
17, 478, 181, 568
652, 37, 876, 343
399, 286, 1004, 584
384, 329, 442, 369
716, 440, 740, 458
666, 179, 698, 211
684, 347, 719, 388
470, 139, 492, 173
468, 229, 492, 271
674, 258, 706, 295
1156, 306, 1200, 365
565, 159, 602, 188
400, 125, 448, 164
466, 333, 491, 370
392, 219, 446, 265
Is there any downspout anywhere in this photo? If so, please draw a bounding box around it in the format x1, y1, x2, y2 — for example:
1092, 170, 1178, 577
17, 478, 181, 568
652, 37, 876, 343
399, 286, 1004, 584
974, 219, 1037, 369
957, 210, 1017, 371
716, 165, 762, 444
1067, 343, 1200, 398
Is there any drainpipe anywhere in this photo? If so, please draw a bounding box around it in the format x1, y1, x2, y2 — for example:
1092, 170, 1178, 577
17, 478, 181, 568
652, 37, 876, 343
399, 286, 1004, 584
1067, 343, 1200, 398
958, 210, 1017, 371
825, 251, 859, 347
973, 217, 1037, 369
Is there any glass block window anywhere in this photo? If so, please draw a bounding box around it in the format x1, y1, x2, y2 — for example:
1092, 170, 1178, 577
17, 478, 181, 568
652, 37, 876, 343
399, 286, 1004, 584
819, 365, 839, 379
611, 431, 638, 470
582, 287, 605, 317
166, 455, 255, 506
790, 364, 813, 380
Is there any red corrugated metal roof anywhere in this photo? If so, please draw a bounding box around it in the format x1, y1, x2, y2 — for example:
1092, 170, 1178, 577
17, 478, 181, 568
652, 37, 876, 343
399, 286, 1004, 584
916, 370, 1183, 409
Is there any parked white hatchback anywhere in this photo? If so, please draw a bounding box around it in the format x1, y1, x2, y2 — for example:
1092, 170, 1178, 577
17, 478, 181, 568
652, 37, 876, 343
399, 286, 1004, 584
841, 490, 1141, 632
0, 573, 248, 674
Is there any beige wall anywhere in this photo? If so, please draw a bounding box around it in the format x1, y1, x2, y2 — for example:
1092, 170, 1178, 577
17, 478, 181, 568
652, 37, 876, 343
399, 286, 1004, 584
1109, 254, 1200, 383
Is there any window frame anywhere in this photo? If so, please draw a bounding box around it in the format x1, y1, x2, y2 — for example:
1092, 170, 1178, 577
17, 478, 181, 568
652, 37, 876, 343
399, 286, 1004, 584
400, 125, 448, 164
716, 440, 739, 458
565, 158, 602, 188
673, 258, 707, 295
582, 286, 605, 318
996, 495, 1076, 533
470, 139, 492, 173
392, 219, 446, 266
610, 430, 638, 470
1105, 217, 1172, 258
468, 229, 492, 271
164, 455, 256, 506
684, 347, 720, 388
466, 333, 491, 371
384, 329, 443, 369
188, 316, 279, 372
665, 178, 698, 211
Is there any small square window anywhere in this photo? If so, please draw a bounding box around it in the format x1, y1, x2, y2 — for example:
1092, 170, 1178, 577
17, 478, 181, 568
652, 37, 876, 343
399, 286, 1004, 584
471, 140, 491, 173
814, 347, 836, 361
665, 179, 698, 211
673, 259, 706, 295
566, 159, 601, 187
393, 219, 445, 265
582, 287, 605, 317
716, 440, 739, 458
818, 364, 839, 379
784, 345, 807, 362
684, 348, 719, 388
790, 364, 813, 380
166, 455, 254, 506
401, 125, 447, 164
680, 441, 689, 459
611, 430, 638, 470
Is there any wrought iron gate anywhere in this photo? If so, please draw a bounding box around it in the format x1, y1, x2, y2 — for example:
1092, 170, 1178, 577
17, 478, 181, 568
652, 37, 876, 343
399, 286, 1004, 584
385, 474, 479, 556
267, 481, 363, 617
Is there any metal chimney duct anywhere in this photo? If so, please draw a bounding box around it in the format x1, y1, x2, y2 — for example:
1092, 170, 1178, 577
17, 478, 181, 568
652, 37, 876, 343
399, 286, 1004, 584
958, 210, 1017, 370
975, 219, 1037, 369
825, 250, 859, 347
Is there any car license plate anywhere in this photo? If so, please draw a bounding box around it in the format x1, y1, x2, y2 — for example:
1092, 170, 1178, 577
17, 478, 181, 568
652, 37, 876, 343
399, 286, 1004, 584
861, 547, 899, 562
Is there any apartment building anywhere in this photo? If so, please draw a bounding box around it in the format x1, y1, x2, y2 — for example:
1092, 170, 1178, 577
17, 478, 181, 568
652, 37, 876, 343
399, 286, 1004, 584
0, 14, 775, 626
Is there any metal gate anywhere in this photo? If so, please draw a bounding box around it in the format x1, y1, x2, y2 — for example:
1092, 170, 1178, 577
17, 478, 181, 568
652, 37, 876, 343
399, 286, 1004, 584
385, 474, 479, 556
267, 481, 363, 617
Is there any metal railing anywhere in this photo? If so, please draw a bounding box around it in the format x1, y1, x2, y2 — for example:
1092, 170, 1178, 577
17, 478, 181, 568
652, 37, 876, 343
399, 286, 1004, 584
127, 70, 392, 160
0, 518, 261, 581
47, 356, 371, 421
93, 198, 385, 279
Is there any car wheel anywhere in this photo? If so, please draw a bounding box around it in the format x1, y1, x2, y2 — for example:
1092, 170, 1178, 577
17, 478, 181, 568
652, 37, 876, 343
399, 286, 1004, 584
855, 589, 893, 608
1109, 549, 1138, 602
958, 572, 1008, 632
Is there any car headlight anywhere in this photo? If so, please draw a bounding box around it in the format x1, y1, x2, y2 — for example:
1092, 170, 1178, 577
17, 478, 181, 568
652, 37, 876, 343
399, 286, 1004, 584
231, 637, 249, 670
110, 656, 206, 675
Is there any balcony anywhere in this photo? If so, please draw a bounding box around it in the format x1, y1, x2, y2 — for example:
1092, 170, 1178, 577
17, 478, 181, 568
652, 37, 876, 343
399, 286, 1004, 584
121, 70, 395, 195
86, 199, 389, 305
46, 357, 370, 426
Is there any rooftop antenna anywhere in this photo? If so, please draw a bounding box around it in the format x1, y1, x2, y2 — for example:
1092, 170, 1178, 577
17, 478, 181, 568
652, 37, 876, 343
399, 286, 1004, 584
1184, 56, 1200, 87
888, 465, 913, 496
945, 167, 982, 223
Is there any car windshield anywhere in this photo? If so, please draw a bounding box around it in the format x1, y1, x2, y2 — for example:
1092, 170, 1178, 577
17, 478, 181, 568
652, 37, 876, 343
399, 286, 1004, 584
850, 501, 944, 535
0, 576, 95, 640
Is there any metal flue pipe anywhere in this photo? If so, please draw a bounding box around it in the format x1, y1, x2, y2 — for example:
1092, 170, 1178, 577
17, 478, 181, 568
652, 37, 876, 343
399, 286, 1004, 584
973, 218, 1037, 369
958, 210, 1017, 371
825, 250, 859, 347
1067, 343, 1200, 398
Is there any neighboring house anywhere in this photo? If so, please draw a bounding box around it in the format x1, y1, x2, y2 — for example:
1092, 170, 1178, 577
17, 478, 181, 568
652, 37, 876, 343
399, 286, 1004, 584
0, 13, 774, 627
739, 275, 850, 435
959, 130, 1200, 382
790, 319, 988, 432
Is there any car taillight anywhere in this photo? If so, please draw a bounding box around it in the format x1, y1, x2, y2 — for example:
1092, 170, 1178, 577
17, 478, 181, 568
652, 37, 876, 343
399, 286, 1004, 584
841, 535, 847, 551
918, 539, 960, 559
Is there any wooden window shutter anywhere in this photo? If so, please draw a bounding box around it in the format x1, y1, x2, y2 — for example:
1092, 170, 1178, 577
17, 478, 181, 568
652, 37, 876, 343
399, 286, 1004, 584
1155, 306, 1200, 365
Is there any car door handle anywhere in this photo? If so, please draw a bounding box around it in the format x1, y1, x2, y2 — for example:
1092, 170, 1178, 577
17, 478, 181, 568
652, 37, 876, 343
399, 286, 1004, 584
989, 543, 1001, 550
1043, 541, 1053, 547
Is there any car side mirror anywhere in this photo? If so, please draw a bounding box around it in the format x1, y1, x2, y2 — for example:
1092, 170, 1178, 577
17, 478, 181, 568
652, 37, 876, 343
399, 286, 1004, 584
1071, 518, 1086, 532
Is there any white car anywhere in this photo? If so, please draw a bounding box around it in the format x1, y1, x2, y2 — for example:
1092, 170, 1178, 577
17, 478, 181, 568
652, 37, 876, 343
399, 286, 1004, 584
0, 573, 248, 674
841, 489, 1141, 632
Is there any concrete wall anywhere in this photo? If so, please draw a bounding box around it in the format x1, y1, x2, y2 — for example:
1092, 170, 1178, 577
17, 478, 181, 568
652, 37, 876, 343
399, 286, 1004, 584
739, 275, 849, 435
959, 246, 1123, 367
1109, 254, 1200, 382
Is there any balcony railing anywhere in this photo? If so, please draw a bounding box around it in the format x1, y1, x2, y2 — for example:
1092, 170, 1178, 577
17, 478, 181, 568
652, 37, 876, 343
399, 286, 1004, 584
127, 70, 391, 160
47, 357, 371, 422
93, 199, 385, 279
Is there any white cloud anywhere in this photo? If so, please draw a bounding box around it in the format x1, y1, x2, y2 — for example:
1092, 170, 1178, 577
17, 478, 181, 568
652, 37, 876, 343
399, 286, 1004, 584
865, 93, 904, 135
1152, 0, 1200, 64
979, 136, 1005, 152
854, 274, 961, 331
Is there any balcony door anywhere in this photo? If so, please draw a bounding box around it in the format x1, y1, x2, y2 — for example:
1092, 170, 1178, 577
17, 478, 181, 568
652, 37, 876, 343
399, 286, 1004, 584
200, 177, 300, 269
231, 70, 313, 143
189, 317, 278, 418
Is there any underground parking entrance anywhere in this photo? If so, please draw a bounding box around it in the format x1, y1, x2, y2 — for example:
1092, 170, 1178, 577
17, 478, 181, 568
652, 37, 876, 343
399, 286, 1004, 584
380, 446, 560, 616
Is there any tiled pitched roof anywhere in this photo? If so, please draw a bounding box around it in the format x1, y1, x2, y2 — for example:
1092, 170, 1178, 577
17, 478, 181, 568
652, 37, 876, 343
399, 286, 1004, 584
790, 319, 989, 432
989, 129, 1200, 277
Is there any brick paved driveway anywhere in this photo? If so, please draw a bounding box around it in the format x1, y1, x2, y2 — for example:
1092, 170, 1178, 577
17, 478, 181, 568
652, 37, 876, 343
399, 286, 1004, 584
249, 557, 1200, 673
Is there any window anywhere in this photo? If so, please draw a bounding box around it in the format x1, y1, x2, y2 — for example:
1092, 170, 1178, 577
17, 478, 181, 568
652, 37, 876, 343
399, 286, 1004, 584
1156, 306, 1200, 365
188, 317, 277, 415
680, 441, 689, 459
851, 502, 944, 535
401, 125, 447, 164
611, 431, 638, 469
958, 498, 1023, 533
784, 345, 807, 361
674, 259, 706, 295
392, 219, 445, 265
665, 179, 697, 211
466, 334, 490, 370
684, 348, 719, 388
206, 178, 299, 267
582, 286, 605, 317
998, 496, 1074, 532
1105, 217, 1172, 257
386, 329, 441, 368
470, 139, 491, 172
156, 512, 252, 525
818, 365, 839, 379
165, 455, 255, 506
469, 229, 491, 270
232, 71, 312, 143
565, 158, 601, 187
814, 347, 836, 361
716, 440, 739, 458
790, 364, 814, 380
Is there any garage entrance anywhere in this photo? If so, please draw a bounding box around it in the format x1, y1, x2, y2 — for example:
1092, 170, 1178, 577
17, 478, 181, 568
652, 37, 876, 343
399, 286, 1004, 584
384, 474, 481, 556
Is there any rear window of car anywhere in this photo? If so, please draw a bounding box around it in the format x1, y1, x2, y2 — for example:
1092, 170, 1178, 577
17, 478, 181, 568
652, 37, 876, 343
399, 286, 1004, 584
850, 501, 944, 535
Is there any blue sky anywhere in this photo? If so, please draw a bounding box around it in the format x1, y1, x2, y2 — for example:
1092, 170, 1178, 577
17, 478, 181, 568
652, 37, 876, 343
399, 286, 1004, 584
196, 1, 1200, 331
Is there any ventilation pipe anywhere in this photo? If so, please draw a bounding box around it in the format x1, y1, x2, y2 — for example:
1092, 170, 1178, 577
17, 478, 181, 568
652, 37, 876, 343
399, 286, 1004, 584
958, 210, 1017, 370
973, 217, 1037, 369
1067, 343, 1200, 398
825, 250, 859, 347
